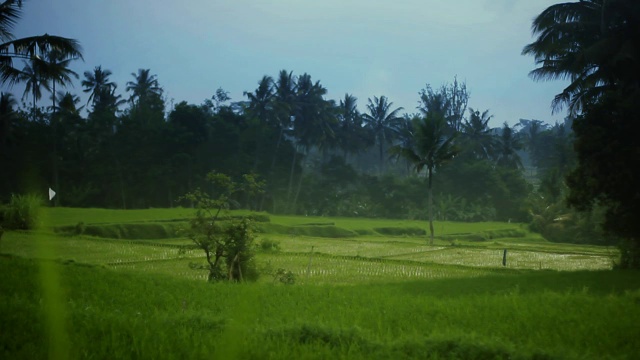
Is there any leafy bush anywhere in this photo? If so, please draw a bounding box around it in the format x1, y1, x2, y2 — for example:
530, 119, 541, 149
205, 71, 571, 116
274, 268, 296, 285
617, 239, 640, 269
2, 194, 43, 230
259, 238, 281, 252
74, 222, 86, 235
181, 171, 264, 282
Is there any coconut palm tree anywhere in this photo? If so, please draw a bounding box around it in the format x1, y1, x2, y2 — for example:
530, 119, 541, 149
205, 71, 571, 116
126, 68, 162, 107
257, 70, 297, 212
244, 75, 274, 125
288, 73, 334, 212
17, 58, 48, 118
495, 122, 523, 170
362, 95, 403, 173
0, 91, 17, 147
459, 108, 495, 161
390, 111, 458, 244
82, 66, 116, 109
54, 91, 83, 115
392, 114, 419, 175
1, 1, 83, 90
292, 73, 333, 152
273, 69, 296, 132
46, 49, 78, 115
522, 0, 640, 115
335, 93, 367, 160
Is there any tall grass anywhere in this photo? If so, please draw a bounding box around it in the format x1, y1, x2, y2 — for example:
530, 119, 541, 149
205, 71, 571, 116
2, 193, 43, 230
1, 255, 639, 359
0, 207, 632, 358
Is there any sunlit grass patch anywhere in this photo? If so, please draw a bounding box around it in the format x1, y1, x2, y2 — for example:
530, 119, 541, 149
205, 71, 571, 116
256, 252, 502, 284
387, 247, 615, 271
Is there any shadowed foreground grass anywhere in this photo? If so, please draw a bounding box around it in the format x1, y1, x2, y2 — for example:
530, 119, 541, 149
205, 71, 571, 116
1, 254, 639, 359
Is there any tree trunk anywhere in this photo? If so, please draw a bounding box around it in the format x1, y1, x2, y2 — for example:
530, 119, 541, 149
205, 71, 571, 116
115, 159, 127, 209
260, 126, 284, 211
52, 82, 60, 207
286, 145, 299, 207
378, 139, 384, 174
291, 166, 304, 214
428, 167, 434, 245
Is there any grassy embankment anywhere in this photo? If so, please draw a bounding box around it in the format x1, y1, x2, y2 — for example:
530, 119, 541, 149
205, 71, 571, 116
1, 207, 637, 359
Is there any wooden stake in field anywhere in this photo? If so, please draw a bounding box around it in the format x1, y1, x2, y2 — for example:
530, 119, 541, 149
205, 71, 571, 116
502, 249, 507, 266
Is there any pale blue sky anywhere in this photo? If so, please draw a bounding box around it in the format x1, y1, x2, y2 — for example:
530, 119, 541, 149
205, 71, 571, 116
8, 0, 568, 127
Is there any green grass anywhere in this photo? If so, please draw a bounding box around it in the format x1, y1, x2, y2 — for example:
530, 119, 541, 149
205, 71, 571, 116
0, 207, 634, 359
40, 207, 193, 227
1, 255, 639, 359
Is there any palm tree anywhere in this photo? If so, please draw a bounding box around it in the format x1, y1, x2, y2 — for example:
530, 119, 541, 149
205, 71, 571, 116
335, 93, 367, 160
390, 112, 458, 244
126, 68, 162, 107
46, 49, 78, 116
362, 95, 403, 173
82, 66, 116, 109
273, 69, 296, 132
44, 50, 79, 206
288, 73, 334, 212
522, 0, 640, 115
244, 75, 275, 172
292, 73, 333, 152
459, 108, 495, 161
1, 1, 83, 90
82, 69, 124, 136
54, 91, 83, 115
259, 70, 297, 212
0, 91, 17, 147
18, 58, 48, 118
495, 122, 523, 170
521, 119, 547, 168
244, 75, 274, 125
393, 114, 417, 175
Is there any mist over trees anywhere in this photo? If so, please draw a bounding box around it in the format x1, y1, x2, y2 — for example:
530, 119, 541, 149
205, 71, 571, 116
1, 63, 547, 219
3, 0, 639, 258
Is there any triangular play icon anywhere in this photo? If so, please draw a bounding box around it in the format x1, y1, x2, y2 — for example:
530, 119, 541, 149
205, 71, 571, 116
49, 188, 56, 201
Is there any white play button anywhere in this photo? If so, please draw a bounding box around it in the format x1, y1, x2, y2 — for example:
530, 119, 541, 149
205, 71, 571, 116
49, 188, 56, 201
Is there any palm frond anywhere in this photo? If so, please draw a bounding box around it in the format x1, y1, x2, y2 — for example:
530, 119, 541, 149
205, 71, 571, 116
0, 0, 22, 42
0, 34, 83, 60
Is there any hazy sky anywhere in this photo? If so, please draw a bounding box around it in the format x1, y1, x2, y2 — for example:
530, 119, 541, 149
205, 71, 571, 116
9, 0, 568, 128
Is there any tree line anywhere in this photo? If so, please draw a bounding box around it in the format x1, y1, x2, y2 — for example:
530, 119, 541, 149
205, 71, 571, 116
3, 0, 639, 262
1, 59, 565, 219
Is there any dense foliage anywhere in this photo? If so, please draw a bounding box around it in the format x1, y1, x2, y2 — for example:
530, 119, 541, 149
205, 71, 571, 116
1, 63, 545, 222
181, 172, 263, 282
524, 0, 640, 266
4, 0, 634, 252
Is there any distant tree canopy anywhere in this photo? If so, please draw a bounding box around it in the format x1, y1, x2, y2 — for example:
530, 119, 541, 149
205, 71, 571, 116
0, 66, 543, 223
1, 0, 609, 251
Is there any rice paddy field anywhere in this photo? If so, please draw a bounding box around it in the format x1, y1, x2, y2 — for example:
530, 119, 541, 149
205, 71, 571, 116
1, 207, 639, 359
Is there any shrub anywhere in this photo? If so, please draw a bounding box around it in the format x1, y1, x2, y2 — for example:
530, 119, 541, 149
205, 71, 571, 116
2, 194, 43, 230
74, 222, 86, 235
617, 238, 640, 269
273, 268, 296, 285
258, 238, 281, 252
